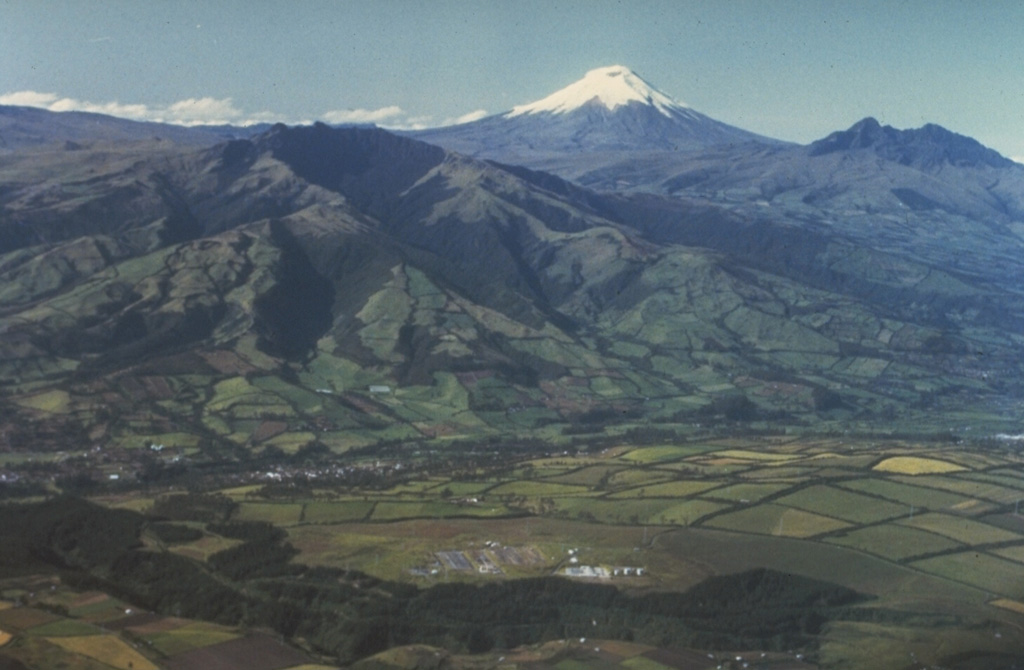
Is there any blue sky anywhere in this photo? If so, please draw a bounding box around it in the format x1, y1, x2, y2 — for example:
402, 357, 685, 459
3, 0, 1024, 159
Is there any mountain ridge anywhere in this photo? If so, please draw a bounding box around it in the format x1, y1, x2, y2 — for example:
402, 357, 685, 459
0, 104, 271, 151
809, 116, 1016, 169
2, 122, 1024, 458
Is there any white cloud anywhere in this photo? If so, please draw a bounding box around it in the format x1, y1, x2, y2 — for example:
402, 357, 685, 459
49, 97, 152, 120
321, 105, 404, 125
379, 114, 434, 131
0, 90, 271, 127
445, 109, 488, 125
0, 90, 450, 131
0, 90, 61, 107
162, 97, 244, 125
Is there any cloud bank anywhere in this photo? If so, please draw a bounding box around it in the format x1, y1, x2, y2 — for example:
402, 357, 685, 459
0, 90, 487, 130
321, 105, 404, 124
0, 90, 274, 126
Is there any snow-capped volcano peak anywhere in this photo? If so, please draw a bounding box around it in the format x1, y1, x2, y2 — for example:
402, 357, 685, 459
507, 65, 690, 118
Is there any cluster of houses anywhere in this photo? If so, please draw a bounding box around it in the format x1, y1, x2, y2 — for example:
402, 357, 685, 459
562, 565, 645, 579
563, 548, 644, 578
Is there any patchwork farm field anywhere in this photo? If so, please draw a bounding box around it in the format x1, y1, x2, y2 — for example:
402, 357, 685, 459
19, 434, 1022, 670
143, 437, 1024, 623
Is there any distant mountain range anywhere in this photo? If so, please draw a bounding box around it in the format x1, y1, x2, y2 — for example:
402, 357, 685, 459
0, 104, 270, 150
2, 67, 1024, 456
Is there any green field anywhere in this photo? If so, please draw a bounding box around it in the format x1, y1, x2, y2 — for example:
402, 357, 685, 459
911, 551, 1024, 598
549, 497, 676, 525
897, 512, 1023, 545
302, 501, 375, 524
837, 477, 977, 511
370, 501, 515, 521
543, 465, 624, 487
991, 544, 1024, 564
143, 622, 241, 656
609, 480, 720, 499
606, 468, 676, 488
825, 524, 963, 561
704, 503, 850, 538
487, 481, 593, 497
26, 619, 103, 637
233, 502, 305, 525
891, 475, 1024, 504
699, 482, 790, 502
775, 485, 908, 524
647, 499, 729, 526
425, 481, 494, 496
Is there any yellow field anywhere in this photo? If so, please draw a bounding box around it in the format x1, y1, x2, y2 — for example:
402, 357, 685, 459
609, 480, 720, 499
168, 535, 241, 561
486, 481, 592, 497
48, 634, 159, 670
620, 445, 698, 463
712, 449, 799, 462
0, 601, 12, 611
218, 484, 266, 499
775, 507, 850, 537
990, 598, 1024, 615
872, 456, 967, 475
13, 389, 71, 413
